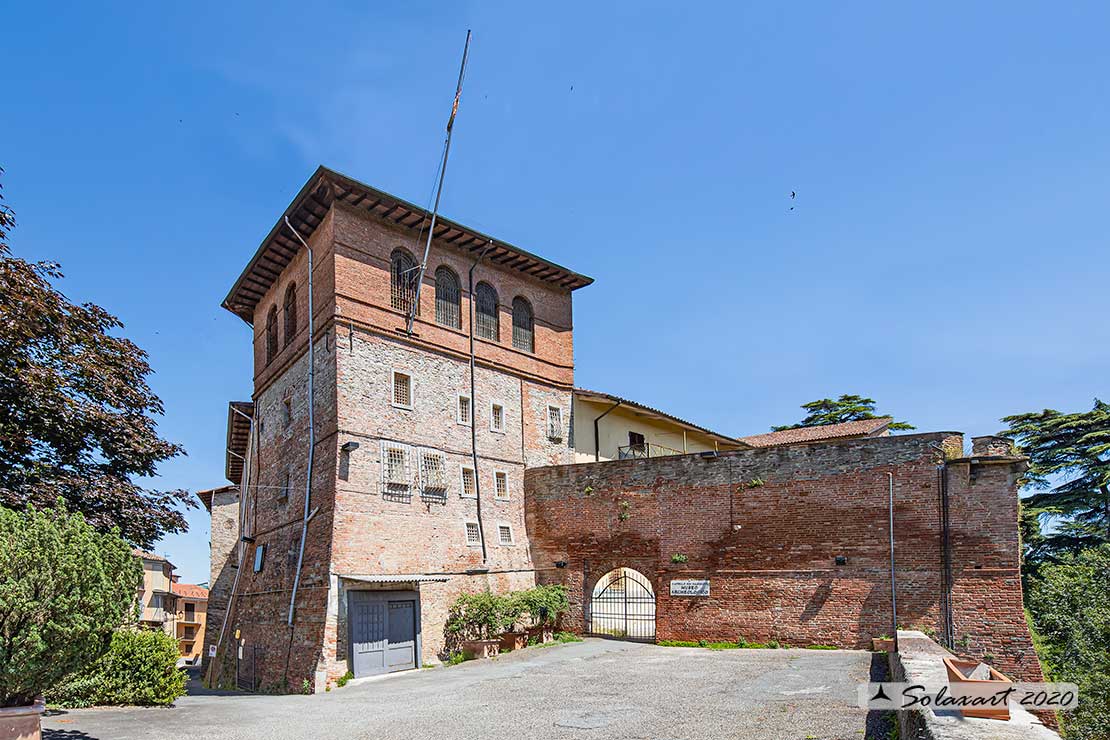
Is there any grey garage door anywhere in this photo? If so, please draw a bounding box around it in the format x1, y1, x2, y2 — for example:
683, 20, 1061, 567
349, 591, 418, 677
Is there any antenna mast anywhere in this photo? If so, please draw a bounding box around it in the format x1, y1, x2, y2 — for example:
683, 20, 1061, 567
406, 30, 472, 335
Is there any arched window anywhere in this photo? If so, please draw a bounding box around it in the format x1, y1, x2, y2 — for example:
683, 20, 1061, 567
390, 248, 418, 313
434, 266, 461, 329
265, 305, 278, 364
474, 282, 499, 341
283, 283, 297, 347
512, 296, 534, 353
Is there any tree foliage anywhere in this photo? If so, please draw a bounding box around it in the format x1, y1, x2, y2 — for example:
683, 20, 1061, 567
0, 503, 141, 707
1002, 400, 1110, 563
772, 394, 914, 431
0, 170, 191, 546
1025, 545, 1110, 740
48, 629, 187, 708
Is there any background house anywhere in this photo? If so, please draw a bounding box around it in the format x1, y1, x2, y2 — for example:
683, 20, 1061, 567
134, 550, 177, 635
172, 583, 209, 665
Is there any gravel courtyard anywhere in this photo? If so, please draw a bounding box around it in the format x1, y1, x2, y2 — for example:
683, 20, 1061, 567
43, 639, 885, 740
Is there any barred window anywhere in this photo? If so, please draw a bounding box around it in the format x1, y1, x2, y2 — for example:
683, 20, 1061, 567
547, 406, 563, 441
381, 443, 413, 497
494, 471, 508, 499
474, 282, 499, 341
265, 305, 278, 364
490, 403, 504, 433
465, 521, 481, 546
457, 395, 471, 425
283, 283, 297, 347
279, 470, 291, 502
420, 450, 448, 493
460, 467, 476, 498
435, 266, 461, 329
390, 249, 418, 313
498, 524, 513, 545
512, 296, 534, 353
392, 371, 412, 408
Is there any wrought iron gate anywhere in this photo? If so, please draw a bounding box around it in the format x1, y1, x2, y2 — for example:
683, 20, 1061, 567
587, 569, 656, 641
236, 644, 262, 691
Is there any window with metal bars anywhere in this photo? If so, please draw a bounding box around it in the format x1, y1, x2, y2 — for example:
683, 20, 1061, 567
283, 283, 297, 347
512, 296, 534, 352
547, 406, 563, 441
390, 249, 418, 313
265, 305, 278, 364
460, 466, 476, 498
457, 395, 471, 425
494, 471, 508, 499
420, 450, 448, 495
465, 521, 481, 546
490, 403, 504, 433
498, 524, 513, 545
392, 371, 412, 408
381, 442, 412, 494
434, 266, 461, 329
474, 281, 499, 341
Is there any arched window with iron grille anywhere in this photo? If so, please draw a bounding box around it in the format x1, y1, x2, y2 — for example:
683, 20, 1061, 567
390, 248, 418, 313
434, 266, 461, 329
283, 283, 297, 347
512, 296, 534, 352
474, 282, 499, 341
265, 305, 278, 364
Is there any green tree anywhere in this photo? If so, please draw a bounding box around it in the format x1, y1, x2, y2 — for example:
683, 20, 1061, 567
1026, 545, 1110, 740
772, 394, 914, 431
49, 629, 187, 708
0, 503, 141, 707
0, 170, 190, 546
1002, 400, 1110, 562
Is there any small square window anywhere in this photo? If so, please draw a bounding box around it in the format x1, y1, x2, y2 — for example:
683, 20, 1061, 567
490, 403, 505, 433
498, 524, 513, 546
494, 471, 508, 499
547, 406, 563, 441
460, 467, 476, 498
392, 371, 412, 409
465, 521, 481, 546
457, 395, 472, 425
253, 544, 265, 573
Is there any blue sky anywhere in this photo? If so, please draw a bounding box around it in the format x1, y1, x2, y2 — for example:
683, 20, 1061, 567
6, 2, 1108, 582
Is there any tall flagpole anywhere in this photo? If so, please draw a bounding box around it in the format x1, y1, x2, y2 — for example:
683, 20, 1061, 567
406, 30, 472, 335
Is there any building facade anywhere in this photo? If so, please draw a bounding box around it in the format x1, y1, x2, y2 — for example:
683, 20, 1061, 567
172, 583, 209, 665
134, 551, 177, 635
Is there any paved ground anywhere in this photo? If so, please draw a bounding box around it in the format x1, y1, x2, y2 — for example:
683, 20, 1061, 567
42, 639, 887, 740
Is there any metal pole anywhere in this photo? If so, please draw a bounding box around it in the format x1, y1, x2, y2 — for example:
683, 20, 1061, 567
284, 216, 315, 625
888, 472, 898, 650
406, 30, 472, 335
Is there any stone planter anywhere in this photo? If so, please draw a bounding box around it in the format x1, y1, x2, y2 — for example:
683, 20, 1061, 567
872, 637, 895, 652
499, 632, 528, 651
461, 639, 501, 660
0, 698, 45, 740
527, 625, 554, 644
943, 657, 1013, 720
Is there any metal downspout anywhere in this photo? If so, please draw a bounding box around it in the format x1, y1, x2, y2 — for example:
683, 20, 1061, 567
469, 242, 494, 564
887, 472, 898, 651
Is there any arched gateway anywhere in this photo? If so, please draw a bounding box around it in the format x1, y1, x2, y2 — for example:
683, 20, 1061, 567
586, 567, 656, 641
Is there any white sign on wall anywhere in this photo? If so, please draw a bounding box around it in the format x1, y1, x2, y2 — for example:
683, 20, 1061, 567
670, 579, 710, 597
208, 644, 217, 657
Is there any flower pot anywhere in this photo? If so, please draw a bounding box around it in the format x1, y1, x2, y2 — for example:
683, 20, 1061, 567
0, 698, 45, 740
527, 625, 554, 644
461, 639, 501, 660
872, 637, 895, 652
942, 657, 1012, 721
499, 632, 528, 651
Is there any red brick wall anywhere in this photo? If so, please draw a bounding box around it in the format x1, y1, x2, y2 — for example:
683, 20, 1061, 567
525, 432, 1044, 682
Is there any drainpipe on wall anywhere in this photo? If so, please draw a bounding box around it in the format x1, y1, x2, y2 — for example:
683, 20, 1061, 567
469, 241, 494, 564
887, 472, 898, 652
592, 401, 622, 462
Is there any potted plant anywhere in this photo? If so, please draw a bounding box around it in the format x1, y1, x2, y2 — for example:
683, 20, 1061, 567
446, 592, 510, 659
0, 504, 140, 739
521, 584, 570, 644
872, 635, 896, 652
498, 592, 528, 651
942, 657, 1013, 720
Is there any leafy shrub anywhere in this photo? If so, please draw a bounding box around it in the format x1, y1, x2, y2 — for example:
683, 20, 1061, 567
519, 584, 570, 627
0, 503, 141, 708
446, 592, 514, 641
49, 629, 186, 707
336, 670, 353, 688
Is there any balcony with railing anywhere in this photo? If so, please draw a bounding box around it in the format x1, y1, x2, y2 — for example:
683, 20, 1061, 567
617, 442, 683, 460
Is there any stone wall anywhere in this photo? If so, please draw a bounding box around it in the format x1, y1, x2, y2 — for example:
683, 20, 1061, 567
200, 486, 239, 672
525, 432, 1044, 682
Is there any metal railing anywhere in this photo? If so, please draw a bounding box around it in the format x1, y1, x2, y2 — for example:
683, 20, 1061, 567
617, 442, 683, 460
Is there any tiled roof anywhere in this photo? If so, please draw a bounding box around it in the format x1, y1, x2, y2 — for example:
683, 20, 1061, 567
133, 549, 169, 563
739, 417, 892, 448
173, 583, 209, 599
573, 388, 745, 447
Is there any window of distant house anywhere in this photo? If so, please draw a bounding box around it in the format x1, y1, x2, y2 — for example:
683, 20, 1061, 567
435, 266, 461, 329
283, 283, 297, 347
184, 603, 195, 621
547, 406, 563, 441
265, 305, 278, 364
457, 395, 471, 425
465, 521, 481, 546
490, 403, 505, 433
494, 471, 508, 499
498, 524, 514, 545
474, 282, 499, 341
391, 248, 418, 313
392, 371, 412, 409
512, 296, 534, 353
460, 467, 476, 498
